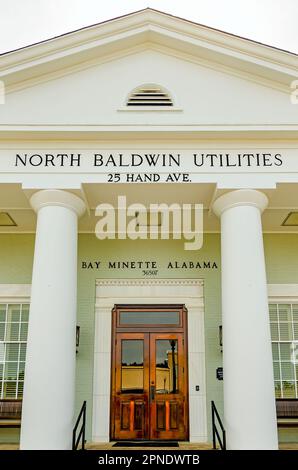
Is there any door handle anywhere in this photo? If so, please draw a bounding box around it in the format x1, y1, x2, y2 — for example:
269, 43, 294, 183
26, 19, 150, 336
150, 384, 155, 401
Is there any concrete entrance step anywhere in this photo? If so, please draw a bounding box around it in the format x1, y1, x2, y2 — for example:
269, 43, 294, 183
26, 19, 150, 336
0, 442, 297, 450
86, 442, 213, 450
86, 442, 298, 450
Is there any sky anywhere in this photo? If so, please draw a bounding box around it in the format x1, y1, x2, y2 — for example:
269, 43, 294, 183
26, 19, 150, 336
0, 0, 297, 54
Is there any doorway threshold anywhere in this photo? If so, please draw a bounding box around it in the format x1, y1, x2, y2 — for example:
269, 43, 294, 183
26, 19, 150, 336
112, 441, 179, 447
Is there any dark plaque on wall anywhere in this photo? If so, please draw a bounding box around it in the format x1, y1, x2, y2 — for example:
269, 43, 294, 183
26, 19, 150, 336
216, 367, 223, 380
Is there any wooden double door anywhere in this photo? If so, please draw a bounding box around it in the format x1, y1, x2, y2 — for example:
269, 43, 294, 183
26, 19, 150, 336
111, 306, 188, 441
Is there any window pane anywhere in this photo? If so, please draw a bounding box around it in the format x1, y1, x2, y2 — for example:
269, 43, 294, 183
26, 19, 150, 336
279, 323, 293, 341
18, 362, 25, 381
0, 305, 6, 322
156, 339, 178, 394
291, 343, 298, 363
282, 381, 295, 398
121, 340, 144, 393
19, 344, 27, 362
270, 323, 279, 341
273, 362, 280, 380
0, 344, 4, 362
6, 343, 19, 361
120, 311, 180, 325
272, 343, 279, 361
0, 303, 29, 400
7, 305, 20, 323
3, 381, 16, 398
4, 362, 18, 380
0, 323, 5, 341
278, 304, 292, 322
271, 304, 298, 398
280, 343, 291, 360
5, 323, 20, 341
21, 305, 29, 322
17, 382, 24, 399
269, 304, 278, 322
275, 382, 281, 398
281, 362, 295, 381
20, 323, 28, 341
293, 305, 298, 322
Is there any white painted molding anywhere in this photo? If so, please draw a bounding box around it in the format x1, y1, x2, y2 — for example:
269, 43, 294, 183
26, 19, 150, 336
1, 9, 296, 96
96, 278, 204, 287
213, 189, 268, 216
268, 284, 298, 301
117, 107, 183, 112
0, 284, 31, 299
30, 189, 86, 217
93, 277, 207, 443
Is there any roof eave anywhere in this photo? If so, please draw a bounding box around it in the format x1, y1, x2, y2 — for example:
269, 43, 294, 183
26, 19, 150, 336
0, 9, 297, 92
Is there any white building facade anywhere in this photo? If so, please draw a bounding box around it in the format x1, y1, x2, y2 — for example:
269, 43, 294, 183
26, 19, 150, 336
0, 9, 297, 450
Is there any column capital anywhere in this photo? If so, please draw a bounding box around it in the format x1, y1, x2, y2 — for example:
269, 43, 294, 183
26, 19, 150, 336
212, 189, 268, 217
30, 189, 86, 217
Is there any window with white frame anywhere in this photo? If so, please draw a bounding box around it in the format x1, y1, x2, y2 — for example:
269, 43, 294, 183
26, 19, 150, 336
0, 303, 29, 399
269, 303, 298, 398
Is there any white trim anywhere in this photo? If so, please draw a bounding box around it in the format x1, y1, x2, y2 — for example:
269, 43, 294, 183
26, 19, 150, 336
117, 107, 183, 112
268, 285, 298, 401
30, 189, 86, 217
1, 9, 297, 96
92, 278, 207, 443
268, 284, 298, 302
2, 42, 291, 96
1, 124, 298, 133
0, 284, 31, 301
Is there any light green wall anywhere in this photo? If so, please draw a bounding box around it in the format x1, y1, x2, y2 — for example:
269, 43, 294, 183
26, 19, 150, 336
264, 234, 298, 283
76, 234, 222, 443
0, 233, 298, 444
0, 234, 34, 283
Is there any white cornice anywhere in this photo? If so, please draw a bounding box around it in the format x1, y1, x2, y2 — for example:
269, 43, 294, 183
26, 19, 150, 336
1, 9, 297, 68
0, 124, 297, 141
0, 284, 31, 298
0, 9, 297, 94
3, 42, 293, 96
96, 278, 204, 287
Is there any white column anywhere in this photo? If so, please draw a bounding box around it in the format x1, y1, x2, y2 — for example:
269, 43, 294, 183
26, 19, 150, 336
20, 190, 85, 450
213, 189, 278, 450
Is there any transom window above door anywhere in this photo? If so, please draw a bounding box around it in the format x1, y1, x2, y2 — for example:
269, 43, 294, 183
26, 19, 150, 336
115, 305, 185, 329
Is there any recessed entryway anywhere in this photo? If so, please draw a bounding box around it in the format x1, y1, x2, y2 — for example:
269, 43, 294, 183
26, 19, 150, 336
93, 279, 207, 443
110, 305, 188, 440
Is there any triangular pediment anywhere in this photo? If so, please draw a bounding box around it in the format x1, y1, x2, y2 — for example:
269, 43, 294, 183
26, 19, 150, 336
0, 9, 297, 139
0, 8, 297, 92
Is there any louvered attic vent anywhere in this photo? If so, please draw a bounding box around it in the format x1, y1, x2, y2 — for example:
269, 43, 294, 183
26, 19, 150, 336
127, 86, 173, 107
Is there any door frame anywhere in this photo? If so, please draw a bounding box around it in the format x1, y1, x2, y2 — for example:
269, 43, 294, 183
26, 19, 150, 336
92, 279, 207, 443
110, 305, 189, 441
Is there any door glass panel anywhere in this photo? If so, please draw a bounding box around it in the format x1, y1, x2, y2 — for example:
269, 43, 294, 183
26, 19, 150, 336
119, 311, 180, 325
155, 339, 178, 394
121, 340, 144, 393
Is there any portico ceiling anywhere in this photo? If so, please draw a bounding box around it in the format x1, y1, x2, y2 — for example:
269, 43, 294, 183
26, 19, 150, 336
1, 182, 298, 233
